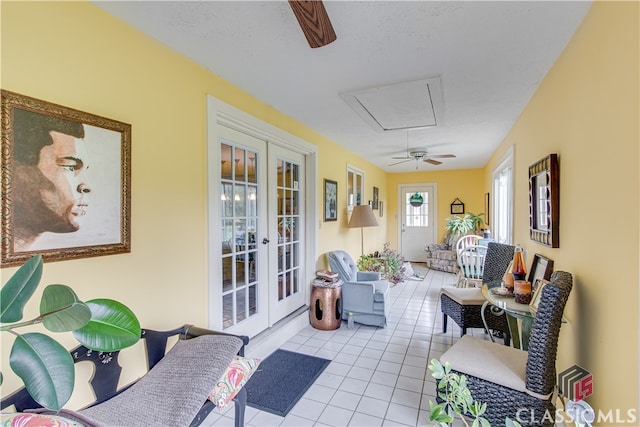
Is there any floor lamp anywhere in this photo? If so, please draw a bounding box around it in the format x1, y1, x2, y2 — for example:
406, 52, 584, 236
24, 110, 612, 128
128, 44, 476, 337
348, 205, 379, 256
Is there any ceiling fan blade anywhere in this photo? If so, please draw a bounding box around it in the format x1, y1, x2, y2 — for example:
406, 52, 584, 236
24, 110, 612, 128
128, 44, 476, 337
428, 154, 456, 159
288, 1, 337, 48
388, 159, 412, 166
424, 158, 443, 165
391, 156, 412, 160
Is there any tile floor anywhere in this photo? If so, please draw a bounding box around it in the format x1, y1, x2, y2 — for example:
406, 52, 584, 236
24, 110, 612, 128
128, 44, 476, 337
205, 266, 487, 427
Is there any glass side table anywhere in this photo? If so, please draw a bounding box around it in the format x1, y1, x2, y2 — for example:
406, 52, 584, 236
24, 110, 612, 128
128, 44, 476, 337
481, 280, 533, 350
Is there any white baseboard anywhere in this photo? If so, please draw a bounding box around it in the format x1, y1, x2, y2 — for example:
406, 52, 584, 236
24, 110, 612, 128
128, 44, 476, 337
245, 308, 309, 359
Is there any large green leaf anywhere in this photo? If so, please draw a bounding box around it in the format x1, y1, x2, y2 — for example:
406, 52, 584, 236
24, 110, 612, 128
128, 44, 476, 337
1, 255, 43, 323
40, 285, 92, 332
73, 299, 140, 352
9, 332, 74, 411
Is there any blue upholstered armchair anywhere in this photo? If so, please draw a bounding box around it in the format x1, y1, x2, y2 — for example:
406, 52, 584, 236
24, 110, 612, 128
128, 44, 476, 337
327, 250, 391, 328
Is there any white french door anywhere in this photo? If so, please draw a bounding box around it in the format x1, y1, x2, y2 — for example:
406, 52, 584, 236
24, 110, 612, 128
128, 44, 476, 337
215, 126, 269, 337
212, 128, 307, 337
207, 95, 317, 338
399, 184, 437, 262
268, 145, 305, 321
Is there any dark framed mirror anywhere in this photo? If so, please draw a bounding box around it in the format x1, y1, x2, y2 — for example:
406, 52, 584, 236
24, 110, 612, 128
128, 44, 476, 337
529, 154, 559, 247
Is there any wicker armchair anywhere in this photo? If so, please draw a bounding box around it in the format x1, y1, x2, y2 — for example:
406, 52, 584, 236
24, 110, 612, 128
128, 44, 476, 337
439, 271, 572, 426
440, 242, 514, 344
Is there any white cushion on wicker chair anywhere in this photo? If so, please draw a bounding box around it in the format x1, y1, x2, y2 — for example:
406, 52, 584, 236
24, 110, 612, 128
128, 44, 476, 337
440, 287, 486, 305
441, 335, 527, 393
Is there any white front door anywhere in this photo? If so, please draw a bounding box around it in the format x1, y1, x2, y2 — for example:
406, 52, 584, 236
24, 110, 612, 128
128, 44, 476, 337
399, 184, 437, 262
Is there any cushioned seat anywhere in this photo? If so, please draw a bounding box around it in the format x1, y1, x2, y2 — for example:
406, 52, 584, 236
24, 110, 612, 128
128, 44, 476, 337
439, 271, 573, 426
440, 242, 515, 345
327, 250, 391, 327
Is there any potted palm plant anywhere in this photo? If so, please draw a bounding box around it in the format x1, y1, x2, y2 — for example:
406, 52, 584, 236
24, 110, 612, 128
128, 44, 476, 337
0, 254, 140, 411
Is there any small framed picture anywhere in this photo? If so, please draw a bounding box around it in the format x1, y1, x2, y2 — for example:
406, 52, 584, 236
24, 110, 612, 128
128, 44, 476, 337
529, 279, 550, 314
372, 186, 379, 210
324, 179, 337, 221
528, 254, 554, 285
450, 198, 464, 214
484, 192, 490, 226
379, 201, 384, 217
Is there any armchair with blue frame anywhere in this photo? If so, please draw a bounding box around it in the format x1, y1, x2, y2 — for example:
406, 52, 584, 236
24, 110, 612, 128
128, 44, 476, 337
327, 250, 391, 328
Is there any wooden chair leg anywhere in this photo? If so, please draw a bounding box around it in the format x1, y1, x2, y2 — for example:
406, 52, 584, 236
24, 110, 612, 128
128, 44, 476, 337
442, 313, 448, 333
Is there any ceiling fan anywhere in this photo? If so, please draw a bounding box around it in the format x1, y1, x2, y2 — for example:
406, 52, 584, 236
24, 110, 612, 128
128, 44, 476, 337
389, 131, 456, 168
389, 150, 457, 168
288, 1, 337, 48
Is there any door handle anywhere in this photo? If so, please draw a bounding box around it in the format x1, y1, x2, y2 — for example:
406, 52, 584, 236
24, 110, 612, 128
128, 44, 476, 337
262, 238, 270, 244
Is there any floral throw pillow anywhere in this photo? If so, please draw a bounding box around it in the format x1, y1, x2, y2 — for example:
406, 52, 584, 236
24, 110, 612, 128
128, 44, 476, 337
0, 413, 85, 427
208, 355, 260, 412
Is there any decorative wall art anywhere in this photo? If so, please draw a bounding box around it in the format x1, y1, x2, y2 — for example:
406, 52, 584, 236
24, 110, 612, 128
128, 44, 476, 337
529, 153, 559, 247
409, 192, 424, 207
372, 186, 379, 210
1, 90, 131, 266
324, 179, 337, 221
484, 192, 490, 226
450, 198, 465, 214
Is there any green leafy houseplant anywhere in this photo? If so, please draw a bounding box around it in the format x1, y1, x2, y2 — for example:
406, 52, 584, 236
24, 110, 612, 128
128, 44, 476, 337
444, 212, 485, 236
357, 242, 406, 284
427, 358, 522, 427
467, 212, 485, 233
0, 254, 141, 411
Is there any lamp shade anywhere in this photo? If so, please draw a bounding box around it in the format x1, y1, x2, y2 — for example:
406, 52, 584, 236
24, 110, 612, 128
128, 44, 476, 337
348, 205, 379, 228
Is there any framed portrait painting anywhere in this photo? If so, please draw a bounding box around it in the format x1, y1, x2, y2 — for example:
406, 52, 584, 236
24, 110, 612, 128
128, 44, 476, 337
1, 90, 131, 266
324, 179, 337, 221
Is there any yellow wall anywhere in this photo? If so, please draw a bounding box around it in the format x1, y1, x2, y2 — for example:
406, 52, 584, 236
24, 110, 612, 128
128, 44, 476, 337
386, 169, 486, 250
0, 1, 389, 403
315, 154, 389, 268
485, 1, 639, 420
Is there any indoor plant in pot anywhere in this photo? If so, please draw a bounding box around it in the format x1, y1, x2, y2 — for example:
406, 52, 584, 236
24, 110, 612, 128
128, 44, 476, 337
0, 254, 141, 411
444, 212, 485, 236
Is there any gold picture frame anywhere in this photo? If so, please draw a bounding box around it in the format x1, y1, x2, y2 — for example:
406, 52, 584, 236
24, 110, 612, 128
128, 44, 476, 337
529, 278, 550, 314
1, 90, 131, 266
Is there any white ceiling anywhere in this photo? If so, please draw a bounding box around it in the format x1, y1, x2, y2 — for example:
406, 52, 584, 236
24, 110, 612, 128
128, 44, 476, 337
92, 0, 592, 172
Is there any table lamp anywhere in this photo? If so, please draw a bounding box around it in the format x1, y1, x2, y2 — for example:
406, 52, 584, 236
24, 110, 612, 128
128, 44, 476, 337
348, 205, 379, 255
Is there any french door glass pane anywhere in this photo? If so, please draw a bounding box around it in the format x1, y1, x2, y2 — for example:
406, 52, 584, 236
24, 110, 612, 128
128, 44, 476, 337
221, 143, 259, 329
277, 159, 301, 301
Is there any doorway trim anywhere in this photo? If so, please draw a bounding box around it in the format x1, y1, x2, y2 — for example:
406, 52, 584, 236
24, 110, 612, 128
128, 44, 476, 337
397, 183, 438, 261
206, 95, 318, 331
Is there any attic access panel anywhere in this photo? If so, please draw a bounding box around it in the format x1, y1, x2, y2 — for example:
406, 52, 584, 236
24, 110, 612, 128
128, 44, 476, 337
340, 77, 444, 132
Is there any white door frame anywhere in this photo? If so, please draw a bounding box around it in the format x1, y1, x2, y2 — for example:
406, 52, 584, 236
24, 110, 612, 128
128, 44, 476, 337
397, 183, 438, 261
206, 95, 318, 335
